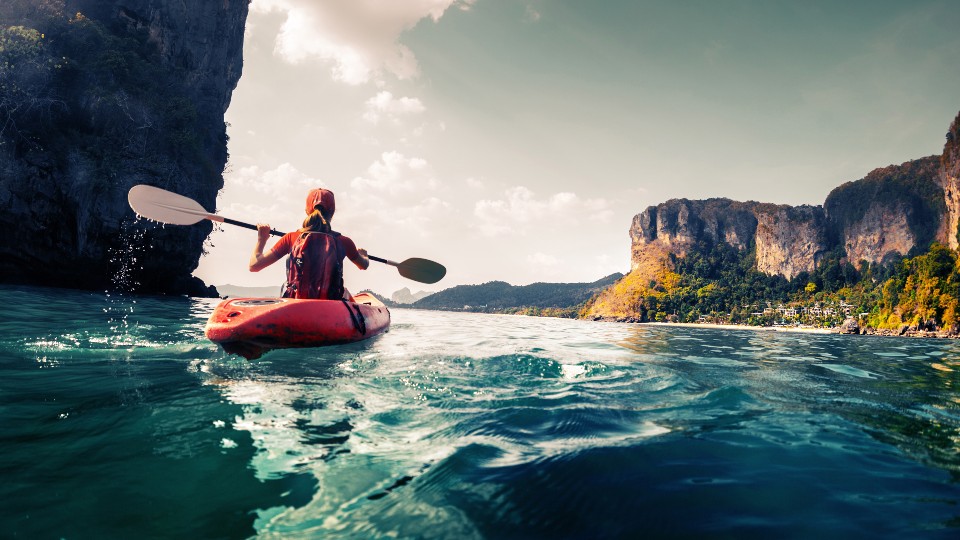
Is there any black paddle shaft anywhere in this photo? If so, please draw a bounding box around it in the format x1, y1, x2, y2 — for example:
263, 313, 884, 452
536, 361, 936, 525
368, 255, 398, 266
222, 217, 284, 237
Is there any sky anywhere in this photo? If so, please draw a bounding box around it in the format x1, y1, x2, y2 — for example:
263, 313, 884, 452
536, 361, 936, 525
193, 0, 960, 297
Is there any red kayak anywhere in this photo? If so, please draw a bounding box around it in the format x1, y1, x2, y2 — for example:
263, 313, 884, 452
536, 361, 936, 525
205, 292, 390, 358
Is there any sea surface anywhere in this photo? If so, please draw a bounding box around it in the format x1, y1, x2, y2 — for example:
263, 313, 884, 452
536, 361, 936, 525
2, 284, 960, 539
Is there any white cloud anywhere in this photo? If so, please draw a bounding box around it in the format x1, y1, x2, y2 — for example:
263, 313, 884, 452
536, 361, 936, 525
473, 186, 613, 236
363, 91, 426, 124
227, 163, 324, 195
251, 0, 476, 85
525, 5, 541, 22
350, 151, 435, 194
465, 177, 485, 190
341, 152, 451, 237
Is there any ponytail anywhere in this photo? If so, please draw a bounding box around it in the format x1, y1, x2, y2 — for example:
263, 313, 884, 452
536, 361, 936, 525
302, 207, 331, 232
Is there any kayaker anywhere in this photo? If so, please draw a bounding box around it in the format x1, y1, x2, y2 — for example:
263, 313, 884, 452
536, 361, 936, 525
249, 188, 370, 300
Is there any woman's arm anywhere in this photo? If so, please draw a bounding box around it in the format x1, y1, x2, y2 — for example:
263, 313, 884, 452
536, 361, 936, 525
352, 248, 370, 270
341, 236, 369, 270
249, 224, 282, 271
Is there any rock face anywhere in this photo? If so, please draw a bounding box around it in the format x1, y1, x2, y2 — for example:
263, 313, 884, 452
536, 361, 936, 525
626, 115, 957, 281
941, 112, 960, 250
839, 318, 860, 335
754, 204, 828, 279
630, 198, 831, 279
589, 111, 960, 320
391, 287, 433, 305
630, 198, 758, 266
0, 0, 248, 295
824, 156, 944, 265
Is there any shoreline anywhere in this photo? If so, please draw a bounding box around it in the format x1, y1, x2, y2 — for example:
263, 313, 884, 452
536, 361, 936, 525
636, 320, 959, 339
641, 321, 835, 335
396, 306, 959, 339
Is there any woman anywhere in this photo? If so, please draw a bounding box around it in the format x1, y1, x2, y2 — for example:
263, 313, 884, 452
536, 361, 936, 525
249, 188, 369, 299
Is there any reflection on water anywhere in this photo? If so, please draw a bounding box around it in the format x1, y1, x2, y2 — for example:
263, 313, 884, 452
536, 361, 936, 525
1, 286, 959, 538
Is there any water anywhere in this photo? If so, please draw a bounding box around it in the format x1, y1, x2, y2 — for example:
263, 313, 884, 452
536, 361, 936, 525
1, 284, 959, 539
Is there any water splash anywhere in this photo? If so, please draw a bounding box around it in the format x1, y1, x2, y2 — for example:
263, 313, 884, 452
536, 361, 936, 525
102, 218, 153, 342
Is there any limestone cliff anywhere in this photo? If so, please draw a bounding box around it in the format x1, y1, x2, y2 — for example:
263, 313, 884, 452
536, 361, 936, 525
586, 110, 960, 320
630, 198, 758, 262
824, 156, 944, 265
627, 198, 829, 280
754, 204, 828, 280
0, 0, 248, 295
941, 112, 960, 249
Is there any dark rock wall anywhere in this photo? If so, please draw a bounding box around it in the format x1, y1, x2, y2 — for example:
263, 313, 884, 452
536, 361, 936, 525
0, 0, 248, 295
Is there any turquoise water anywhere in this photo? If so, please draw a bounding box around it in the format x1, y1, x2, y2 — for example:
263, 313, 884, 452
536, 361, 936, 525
1, 285, 959, 539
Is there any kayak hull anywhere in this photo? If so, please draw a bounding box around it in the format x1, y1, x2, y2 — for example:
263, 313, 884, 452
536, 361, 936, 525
205, 292, 390, 358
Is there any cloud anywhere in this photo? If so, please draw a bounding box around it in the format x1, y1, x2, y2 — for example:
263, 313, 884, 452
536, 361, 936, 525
227, 163, 324, 195
251, 0, 476, 84
350, 151, 436, 194
465, 177, 485, 190
473, 186, 613, 236
525, 5, 541, 22
342, 152, 451, 237
363, 91, 426, 124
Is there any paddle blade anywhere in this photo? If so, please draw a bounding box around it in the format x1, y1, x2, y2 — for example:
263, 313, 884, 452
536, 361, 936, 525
396, 258, 446, 284
128, 185, 214, 225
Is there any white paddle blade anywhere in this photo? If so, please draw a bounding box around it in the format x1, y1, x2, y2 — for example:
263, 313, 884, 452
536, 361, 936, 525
128, 185, 218, 225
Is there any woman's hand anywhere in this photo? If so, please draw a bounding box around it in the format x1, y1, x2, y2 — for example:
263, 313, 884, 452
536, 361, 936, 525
249, 224, 280, 272
256, 223, 272, 244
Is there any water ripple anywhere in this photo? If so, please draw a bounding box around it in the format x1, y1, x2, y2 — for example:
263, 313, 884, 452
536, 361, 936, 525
4, 288, 960, 538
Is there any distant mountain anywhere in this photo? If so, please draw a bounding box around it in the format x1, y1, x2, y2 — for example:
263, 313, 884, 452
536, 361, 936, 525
410, 273, 624, 316
358, 290, 399, 307
216, 284, 281, 298
391, 287, 434, 304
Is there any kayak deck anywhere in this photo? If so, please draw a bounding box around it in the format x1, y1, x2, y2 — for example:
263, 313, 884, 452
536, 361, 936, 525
205, 292, 390, 358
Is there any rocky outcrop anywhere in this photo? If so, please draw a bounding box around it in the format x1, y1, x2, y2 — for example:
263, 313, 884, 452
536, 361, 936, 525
838, 318, 860, 335
941, 112, 960, 249
754, 204, 828, 279
625, 122, 955, 281
391, 287, 433, 305
629, 199, 830, 279
588, 110, 960, 321
0, 0, 248, 295
630, 198, 759, 268
824, 156, 944, 265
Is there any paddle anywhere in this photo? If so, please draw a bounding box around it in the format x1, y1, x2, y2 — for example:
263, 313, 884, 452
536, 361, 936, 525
127, 185, 447, 284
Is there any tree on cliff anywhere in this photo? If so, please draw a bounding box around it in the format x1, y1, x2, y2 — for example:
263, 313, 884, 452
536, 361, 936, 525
868, 243, 959, 331
1, 27, 52, 137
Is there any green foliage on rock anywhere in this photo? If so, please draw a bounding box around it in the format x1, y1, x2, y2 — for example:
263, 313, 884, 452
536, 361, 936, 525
1, 2, 201, 172
610, 239, 959, 333
866, 243, 960, 331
